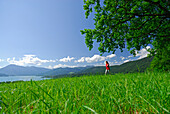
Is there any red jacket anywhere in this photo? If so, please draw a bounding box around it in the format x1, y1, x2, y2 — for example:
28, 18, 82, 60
106, 63, 110, 70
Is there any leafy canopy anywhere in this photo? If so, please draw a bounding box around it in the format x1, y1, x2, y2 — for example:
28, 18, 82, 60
81, 0, 170, 56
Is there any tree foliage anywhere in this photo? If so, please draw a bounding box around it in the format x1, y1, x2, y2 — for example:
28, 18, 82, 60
81, 0, 170, 70
149, 38, 170, 71
81, 0, 169, 54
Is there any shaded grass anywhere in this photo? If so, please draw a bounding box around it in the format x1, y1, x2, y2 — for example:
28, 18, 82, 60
0, 72, 169, 113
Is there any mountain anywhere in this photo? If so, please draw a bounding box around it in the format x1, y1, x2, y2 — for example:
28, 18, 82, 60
0, 64, 51, 76
40, 66, 93, 76
0, 73, 8, 76
81, 56, 154, 74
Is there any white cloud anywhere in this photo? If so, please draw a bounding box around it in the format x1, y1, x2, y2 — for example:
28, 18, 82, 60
59, 56, 75, 62
7, 58, 10, 62
109, 61, 118, 66
75, 54, 116, 63
128, 55, 133, 58
45, 65, 53, 69
85, 55, 106, 63
113, 60, 119, 64
46, 64, 89, 69
50, 64, 78, 69
136, 46, 151, 60
74, 57, 85, 63
120, 56, 126, 60
146, 46, 150, 50
7, 55, 56, 66
24, 54, 36, 57
123, 59, 130, 63
106, 54, 116, 59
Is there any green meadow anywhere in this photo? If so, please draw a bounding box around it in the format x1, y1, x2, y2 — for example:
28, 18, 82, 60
0, 72, 169, 113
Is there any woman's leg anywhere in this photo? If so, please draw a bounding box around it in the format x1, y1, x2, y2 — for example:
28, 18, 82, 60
105, 69, 107, 75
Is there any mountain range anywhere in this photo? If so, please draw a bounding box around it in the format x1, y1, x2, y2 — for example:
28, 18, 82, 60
39, 66, 93, 76
0, 64, 50, 76
0, 73, 8, 76
0, 57, 153, 76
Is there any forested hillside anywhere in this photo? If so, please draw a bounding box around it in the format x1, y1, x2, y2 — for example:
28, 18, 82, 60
81, 57, 153, 74
40, 67, 92, 76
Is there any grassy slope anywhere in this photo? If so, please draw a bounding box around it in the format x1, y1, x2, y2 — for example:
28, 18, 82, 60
81, 57, 154, 75
0, 72, 169, 113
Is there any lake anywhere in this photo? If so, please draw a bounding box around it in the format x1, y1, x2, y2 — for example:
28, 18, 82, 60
0, 76, 51, 82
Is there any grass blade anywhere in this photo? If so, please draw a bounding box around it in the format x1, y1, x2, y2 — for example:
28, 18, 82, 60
83, 105, 98, 114
28, 88, 50, 109
33, 81, 54, 101
152, 99, 169, 113
139, 95, 159, 113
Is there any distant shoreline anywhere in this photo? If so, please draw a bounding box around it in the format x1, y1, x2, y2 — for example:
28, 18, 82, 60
0, 80, 24, 84
0, 76, 51, 84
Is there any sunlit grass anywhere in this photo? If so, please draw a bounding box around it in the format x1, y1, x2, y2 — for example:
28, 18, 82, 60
0, 72, 169, 113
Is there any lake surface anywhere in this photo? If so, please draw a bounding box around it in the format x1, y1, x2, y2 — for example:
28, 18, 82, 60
0, 76, 51, 82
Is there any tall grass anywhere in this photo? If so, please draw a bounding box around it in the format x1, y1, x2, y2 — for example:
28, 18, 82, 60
0, 72, 169, 113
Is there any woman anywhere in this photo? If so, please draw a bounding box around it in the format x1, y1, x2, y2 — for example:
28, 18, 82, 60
105, 61, 110, 75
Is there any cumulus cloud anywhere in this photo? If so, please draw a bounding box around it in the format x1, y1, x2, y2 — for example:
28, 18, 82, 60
85, 55, 106, 63
106, 54, 116, 59
128, 55, 133, 58
120, 56, 126, 60
7, 55, 56, 66
121, 46, 151, 63
59, 56, 75, 62
113, 60, 119, 64
46, 64, 79, 69
74, 57, 85, 63
136, 46, 151, 60
45, 65, 53, 69
123, 59, 130, 63
115, 61, 118, 63
75, 54, 116, 63
111, 61, 119, 65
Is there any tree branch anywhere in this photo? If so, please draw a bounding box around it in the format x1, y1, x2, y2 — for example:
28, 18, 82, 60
129, 19, 164, 39
127, 13, 169, 17
152, 35, 170, 38
144, 0, 170, 14
111, 15, 135, 28
130, 16, 156, 30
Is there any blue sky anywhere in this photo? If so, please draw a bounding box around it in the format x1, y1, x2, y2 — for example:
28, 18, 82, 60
0, 0, 150, 69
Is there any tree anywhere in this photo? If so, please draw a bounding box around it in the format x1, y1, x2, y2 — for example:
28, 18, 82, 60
80, 0, 170, 70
